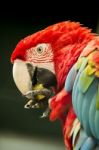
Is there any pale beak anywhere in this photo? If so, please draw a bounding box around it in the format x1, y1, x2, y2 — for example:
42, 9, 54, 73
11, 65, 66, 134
13, 59, 33, 95
13, 59, 57, 99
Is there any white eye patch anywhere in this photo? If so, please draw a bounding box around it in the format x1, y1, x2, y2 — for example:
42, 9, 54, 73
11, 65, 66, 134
25, 43, 54, 63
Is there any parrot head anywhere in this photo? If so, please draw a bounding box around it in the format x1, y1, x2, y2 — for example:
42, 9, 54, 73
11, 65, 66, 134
11, 43, 57, 117
11, 21, 94, 118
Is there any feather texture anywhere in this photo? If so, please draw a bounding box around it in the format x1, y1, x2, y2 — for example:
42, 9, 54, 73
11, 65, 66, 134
71, 38, 99, 148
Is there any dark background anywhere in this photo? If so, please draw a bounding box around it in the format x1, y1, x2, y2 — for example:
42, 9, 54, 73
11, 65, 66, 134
0, 2, 99, 149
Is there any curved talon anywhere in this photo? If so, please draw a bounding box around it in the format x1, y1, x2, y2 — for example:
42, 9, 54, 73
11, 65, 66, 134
40, 113, 47, 118
32, 103, 40, 108
24, 99, 33, 109
40, 107, 50, 118
24, 105, 30, 109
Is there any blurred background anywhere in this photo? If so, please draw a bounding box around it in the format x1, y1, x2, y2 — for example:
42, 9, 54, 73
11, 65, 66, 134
0, 2, 99, 150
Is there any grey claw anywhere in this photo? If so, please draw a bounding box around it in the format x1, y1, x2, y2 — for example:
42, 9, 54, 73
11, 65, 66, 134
24, 99, 33, 109
32, 103, 40, 108
24, 105, 30, 109
40, 107, 50, 118
40, 113, 47, 118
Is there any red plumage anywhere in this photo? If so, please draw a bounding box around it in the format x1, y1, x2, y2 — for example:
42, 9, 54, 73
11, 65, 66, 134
11, 21, 95, 149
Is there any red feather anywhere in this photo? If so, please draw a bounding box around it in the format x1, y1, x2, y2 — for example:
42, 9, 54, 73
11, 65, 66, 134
63, 107, 76, 150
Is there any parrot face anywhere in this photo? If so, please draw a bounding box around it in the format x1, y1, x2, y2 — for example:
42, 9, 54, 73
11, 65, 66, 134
12, 43, 57, 117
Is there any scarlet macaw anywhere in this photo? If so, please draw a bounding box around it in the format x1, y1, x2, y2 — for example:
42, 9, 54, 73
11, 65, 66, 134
11, 21, 97, 149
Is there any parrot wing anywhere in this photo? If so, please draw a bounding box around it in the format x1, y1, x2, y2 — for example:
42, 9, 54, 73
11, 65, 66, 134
71, 37, 99, 148
63, 37, 99, 149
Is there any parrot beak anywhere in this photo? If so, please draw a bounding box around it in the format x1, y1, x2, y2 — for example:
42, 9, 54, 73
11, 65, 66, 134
13, 59, 57, 96
13, 59, 33, 96
13, 59, 57, 117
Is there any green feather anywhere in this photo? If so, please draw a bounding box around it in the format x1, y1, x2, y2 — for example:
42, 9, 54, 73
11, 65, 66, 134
96, 85, 99, 110
78, 57, 88, 72
75, 57, 87, 71
72, 119, 81, 148
78, 70, 95, 93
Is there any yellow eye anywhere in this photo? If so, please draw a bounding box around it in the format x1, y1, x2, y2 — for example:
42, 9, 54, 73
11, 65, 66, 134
36, 46, 43, 54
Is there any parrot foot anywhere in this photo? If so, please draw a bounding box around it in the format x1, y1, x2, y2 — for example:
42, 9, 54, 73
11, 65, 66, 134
32, 103, 40, 108
40, 107, 50, 118
24, 88, 52, 118
24, 99, 40, 109
24, 88, 52, 99
24, 100, 33, 109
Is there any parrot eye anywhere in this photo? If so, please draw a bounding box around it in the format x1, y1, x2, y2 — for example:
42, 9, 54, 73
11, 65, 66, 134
36, 46, 44, 54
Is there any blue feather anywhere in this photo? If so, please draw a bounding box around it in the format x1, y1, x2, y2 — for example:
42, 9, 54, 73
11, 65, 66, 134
89, 89, 97, 138
74, 129, 88, 150
72, 72, 81, 116
81, 79, 97, 136
65, 65, 77, 92
95, 109, 99, 139
81, 137, 96, 150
